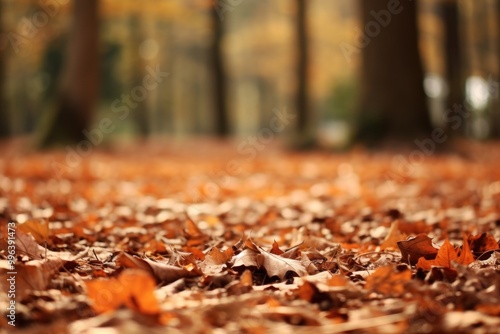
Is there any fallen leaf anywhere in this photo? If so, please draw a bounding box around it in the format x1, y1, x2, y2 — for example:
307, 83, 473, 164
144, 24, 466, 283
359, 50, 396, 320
417, 239, 457, 271
240, 269, 253, 287
397, 234, 438, 265
270, 240, 284, 255
117, 252, 201, 284
15, 230, 44, 259
232, 248, 261, 269
380, 220, 406, 250
257, 246, 308, 279
469, 233, 499, 254
0, 257, 63, 300
17, 219, 49, 244
456, 234, 475, 266
205, 247, 234, 265
85, 269, 160, 314
365, 265, 412, 296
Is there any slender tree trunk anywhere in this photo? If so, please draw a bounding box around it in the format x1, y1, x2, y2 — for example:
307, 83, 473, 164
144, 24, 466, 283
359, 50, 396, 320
491, 0, 500, 137
129, 15, 150, 137
440, 0, 464, 128
295, 0, 312, 147
0, 0, 9, 138
357, 0, 432, 142
37, 0, 99, 147
211, 3, 229, 137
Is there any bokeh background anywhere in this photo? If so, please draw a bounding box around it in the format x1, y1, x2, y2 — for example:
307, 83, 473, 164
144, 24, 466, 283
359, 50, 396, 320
0, 0, 499, 148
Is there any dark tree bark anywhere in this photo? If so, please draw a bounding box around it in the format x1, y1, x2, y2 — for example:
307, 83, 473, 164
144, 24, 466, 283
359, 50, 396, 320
356, 0, 432, 142
441, 0, 464, 123
0, 0, 9, 139
491, 1, 500, 137
211, 3, 229, 137
37, 0, 99, 147
295, 0, 312, 147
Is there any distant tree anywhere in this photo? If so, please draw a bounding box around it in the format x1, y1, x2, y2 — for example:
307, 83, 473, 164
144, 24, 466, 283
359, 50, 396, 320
294, 0, 313, 147
356, 0, 432, 142
492, 1, 500, 138
0, 0, 8, 138
440, 0, 464, 129
37, 0, 99, 147
211, 2, 229, 137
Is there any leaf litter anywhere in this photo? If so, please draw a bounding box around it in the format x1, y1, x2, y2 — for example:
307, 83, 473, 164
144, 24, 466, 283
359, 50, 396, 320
0, 142, 499, 333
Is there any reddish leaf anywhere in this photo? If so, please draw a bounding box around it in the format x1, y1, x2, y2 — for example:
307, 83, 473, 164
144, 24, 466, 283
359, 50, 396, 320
270, 240, 284, 255
456, 234, 475, 266
468, 233, 499, 254
397, 234, 438, 265
416, 239, 457, 271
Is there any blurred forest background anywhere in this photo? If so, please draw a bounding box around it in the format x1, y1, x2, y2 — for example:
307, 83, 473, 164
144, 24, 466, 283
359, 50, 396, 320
0, 0, 499, 148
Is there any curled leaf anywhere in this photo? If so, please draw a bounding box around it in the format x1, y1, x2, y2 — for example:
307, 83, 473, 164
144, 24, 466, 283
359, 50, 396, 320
397, 234, 438, 265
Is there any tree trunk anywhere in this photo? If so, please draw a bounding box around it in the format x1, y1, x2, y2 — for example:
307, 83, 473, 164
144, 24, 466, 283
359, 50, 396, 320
37, 0, 99, 147
492, 0, 500, 137
440, 0, 464, 129
295, 0, 312, 147
211, 3, 229, 137
357, 0, 432, 142
0, 0, 8, 139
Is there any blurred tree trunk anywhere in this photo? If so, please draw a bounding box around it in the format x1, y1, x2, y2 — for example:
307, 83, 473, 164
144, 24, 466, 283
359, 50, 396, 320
440, 0, 464, 129
0, 0, 8, 138
211, 3, 229, 137
129, 15, 150, 137
357, 0, 432, 142
37, 0, 99, 147
492, 0, 500, 137
294, 0, 312, 147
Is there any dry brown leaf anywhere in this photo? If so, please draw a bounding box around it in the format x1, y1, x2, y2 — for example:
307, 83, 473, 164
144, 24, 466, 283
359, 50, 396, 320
397, 234, 438, 265
0, 257, 64, 300
365, 265, 412, 296
205, 247, 234, 265
257, 246, 308, 279
15, 230, 44, 259
85, 269, 160, 314
232, 248, 261, 268
117, 252, 201, 284
417, 239, 457, 271
469, 233, 499, 254
380, 220, 406, 250
17, 219, 49, 244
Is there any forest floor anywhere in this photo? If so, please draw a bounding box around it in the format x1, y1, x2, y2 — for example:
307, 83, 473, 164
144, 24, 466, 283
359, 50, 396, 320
0, 139, 499, 333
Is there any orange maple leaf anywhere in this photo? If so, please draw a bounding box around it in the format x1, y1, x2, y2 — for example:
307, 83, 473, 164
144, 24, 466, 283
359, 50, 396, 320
416, 239, 457, 271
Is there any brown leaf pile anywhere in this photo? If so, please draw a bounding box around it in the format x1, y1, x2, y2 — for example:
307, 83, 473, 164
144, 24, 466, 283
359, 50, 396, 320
0, 141, 499, 333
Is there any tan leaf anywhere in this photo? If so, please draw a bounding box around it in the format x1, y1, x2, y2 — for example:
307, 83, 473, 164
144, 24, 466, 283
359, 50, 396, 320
257, 246, 307, 279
